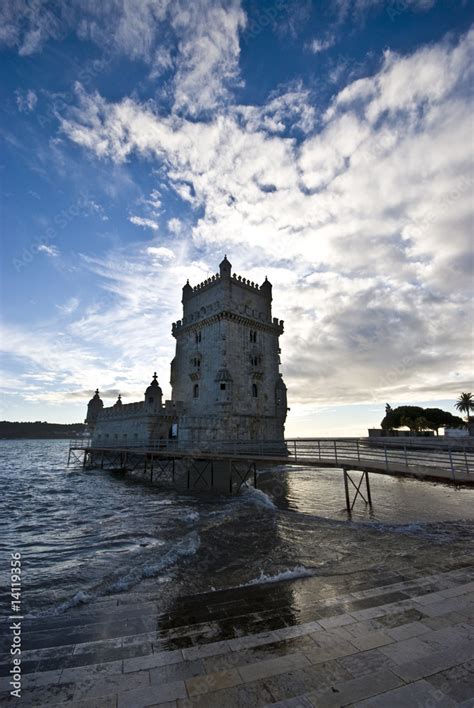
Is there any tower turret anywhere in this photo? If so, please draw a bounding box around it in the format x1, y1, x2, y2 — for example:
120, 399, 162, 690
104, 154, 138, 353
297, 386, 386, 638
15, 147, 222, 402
85, 389, 104, 430
182, 279, 193, 303
219, 254, 232, 278
144, 372, 163, 410
260, 276, 272, 319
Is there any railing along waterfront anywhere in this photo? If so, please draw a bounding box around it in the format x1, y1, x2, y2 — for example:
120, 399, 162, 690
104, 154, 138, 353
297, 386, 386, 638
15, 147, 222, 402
69, 437, 472, 479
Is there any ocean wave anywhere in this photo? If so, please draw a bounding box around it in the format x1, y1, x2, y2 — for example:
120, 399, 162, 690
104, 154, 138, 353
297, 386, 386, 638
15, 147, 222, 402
28, 530, 200, 617
239, 565, 315, 587
354, 518, 474, 542
239, 487, 277, 510
105, 530, 200, 593
182, 510, 200, 523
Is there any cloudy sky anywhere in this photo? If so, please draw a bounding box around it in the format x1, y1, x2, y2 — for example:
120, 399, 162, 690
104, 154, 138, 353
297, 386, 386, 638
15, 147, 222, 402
0, 0, 472, 436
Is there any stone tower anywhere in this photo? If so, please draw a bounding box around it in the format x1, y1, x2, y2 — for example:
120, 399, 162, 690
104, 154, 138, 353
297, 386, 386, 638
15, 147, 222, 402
171, 256, 288, 445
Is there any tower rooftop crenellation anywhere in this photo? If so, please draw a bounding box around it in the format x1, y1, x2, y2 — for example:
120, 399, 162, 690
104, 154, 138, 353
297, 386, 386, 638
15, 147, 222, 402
189, 271, 265, 295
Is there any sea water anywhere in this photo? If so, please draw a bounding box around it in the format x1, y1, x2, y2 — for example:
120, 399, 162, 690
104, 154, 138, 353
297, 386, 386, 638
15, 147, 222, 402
1, 439, 473, 617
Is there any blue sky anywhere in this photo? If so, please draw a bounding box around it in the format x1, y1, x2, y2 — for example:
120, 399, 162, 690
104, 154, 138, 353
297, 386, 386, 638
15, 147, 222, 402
0, 0, 473, 436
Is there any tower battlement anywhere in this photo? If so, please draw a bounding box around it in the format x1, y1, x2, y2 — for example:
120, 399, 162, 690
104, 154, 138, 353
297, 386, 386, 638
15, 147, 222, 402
173, 256, 277, 333
189, 271, 265, 295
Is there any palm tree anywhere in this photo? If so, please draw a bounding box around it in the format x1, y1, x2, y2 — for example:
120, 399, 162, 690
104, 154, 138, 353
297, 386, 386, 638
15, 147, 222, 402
455, 392, 473, 423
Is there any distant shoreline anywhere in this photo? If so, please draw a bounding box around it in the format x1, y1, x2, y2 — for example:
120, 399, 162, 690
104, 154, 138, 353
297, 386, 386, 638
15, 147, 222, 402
0, 435, 82, 440
0, 421, 85, 440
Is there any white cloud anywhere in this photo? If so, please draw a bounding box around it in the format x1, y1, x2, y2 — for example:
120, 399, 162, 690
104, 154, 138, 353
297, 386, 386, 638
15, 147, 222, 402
2, 0, 246, 116
38, 244, 59, 257
56, 297, 80, 315
15, 88, 37, 112
167, 218, 183, 234
333, 0, 436, 22
170, 0, 246, 114
236, 84, 316, 134
129, 215, 159, 230
146, 246, 175, 260
308, 35, 335, 54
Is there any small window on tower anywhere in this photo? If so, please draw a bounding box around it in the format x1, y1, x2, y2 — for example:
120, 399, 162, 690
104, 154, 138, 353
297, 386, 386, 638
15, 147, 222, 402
193, 383, 199, 398
252, 383, 258, 397
195, 331, 202, 343
220, 383, 226, 390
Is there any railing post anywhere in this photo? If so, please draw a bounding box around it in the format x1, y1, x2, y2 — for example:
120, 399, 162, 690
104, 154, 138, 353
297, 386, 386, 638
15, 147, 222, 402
356, 440, 360, 462
318, 440, 321, 460
404, 444, 408, 467
365, 470, 372, 505
449, 448, 455, 481
384, 445, 388, 472
294, 440, 297, 462
464, 448, 469, 474
334, 440, 338, 465
343, 469, 350, 513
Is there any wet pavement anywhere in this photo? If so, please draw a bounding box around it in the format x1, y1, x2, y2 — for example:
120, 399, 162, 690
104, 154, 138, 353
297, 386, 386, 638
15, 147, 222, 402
1, 555, 473, 706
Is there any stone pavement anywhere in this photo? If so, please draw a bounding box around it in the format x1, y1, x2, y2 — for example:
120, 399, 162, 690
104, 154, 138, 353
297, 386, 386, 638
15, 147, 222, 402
1, 560, 473, 707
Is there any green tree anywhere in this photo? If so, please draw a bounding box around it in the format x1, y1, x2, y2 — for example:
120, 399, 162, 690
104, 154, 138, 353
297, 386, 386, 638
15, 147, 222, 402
455, 392, 473, 423
400, 415, 416, 431
414, 416, 430, 432
382, 406, 424, 430
424, 408, 464, 435
381, 405, 464, 432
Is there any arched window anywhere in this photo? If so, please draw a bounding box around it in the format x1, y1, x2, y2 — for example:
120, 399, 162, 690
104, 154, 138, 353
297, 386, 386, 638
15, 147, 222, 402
195, 331, 201, 343
249, 330, 257, 343
252, 383, 258, 398
193, 383, 199, 398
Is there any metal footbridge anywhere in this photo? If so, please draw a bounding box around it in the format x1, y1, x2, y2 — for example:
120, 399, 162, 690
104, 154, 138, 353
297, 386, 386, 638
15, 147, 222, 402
68, 437, 473, 512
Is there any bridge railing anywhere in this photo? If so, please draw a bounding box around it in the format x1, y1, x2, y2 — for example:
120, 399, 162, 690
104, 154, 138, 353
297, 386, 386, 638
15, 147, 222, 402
304, 439, 472, 477
69, 437, 472, 478
194, 438, 472, 477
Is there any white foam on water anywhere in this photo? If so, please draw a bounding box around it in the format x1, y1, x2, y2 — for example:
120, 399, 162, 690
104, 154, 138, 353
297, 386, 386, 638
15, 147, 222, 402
239, 565, 315, 588
182, 510, 200, 523
28, 589, 95, 618
240, 486, 277, 510
107, 529, 201, 593
29, 531, 201, 617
